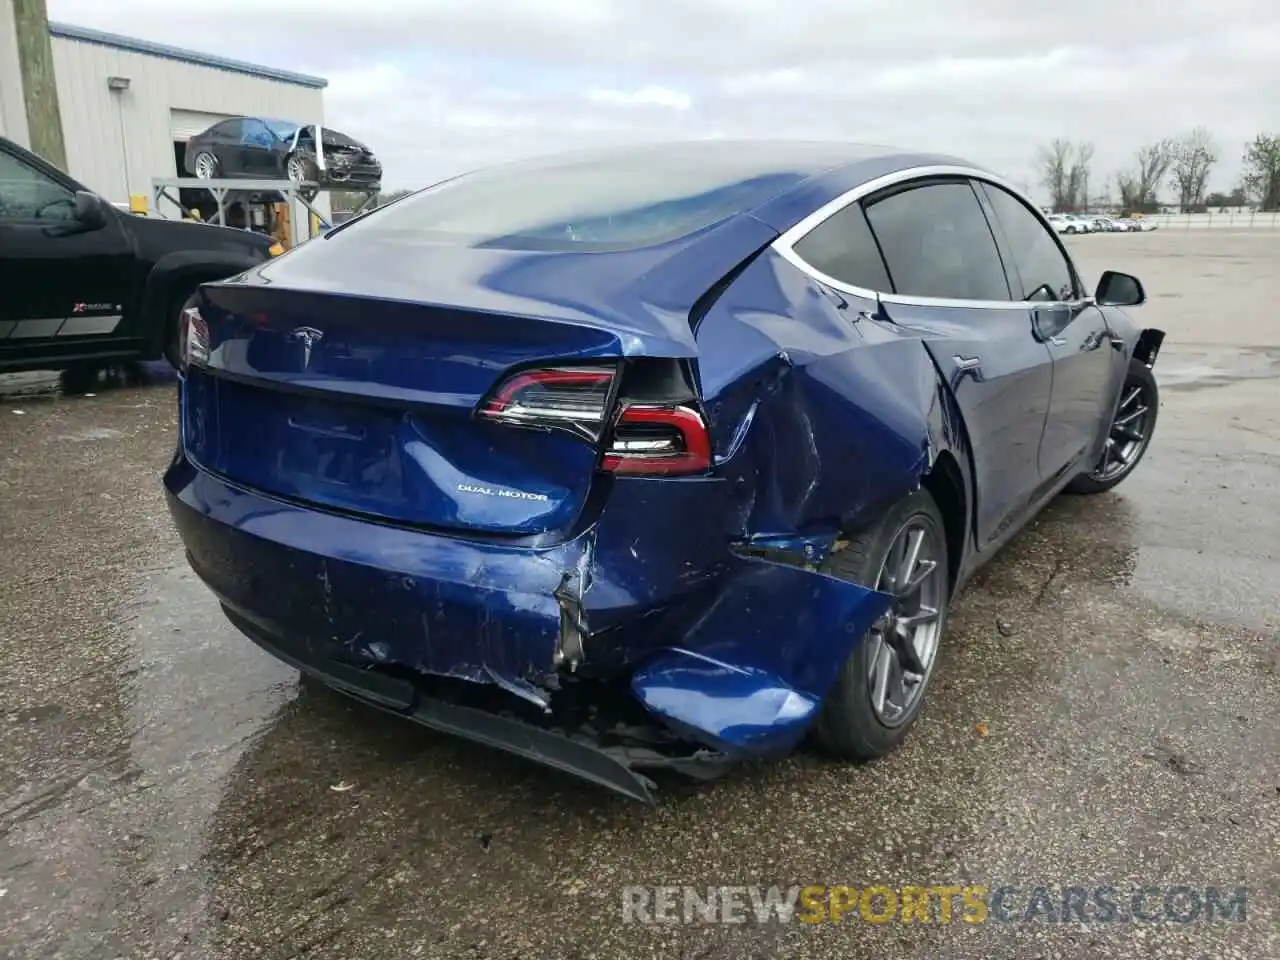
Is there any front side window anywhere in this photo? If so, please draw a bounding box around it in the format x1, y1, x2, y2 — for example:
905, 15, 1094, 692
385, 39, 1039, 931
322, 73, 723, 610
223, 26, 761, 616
863, 181, 1010, 302
792, 203, 893, 292
241, 119, 273, 149
263, 118, 300, 141
0, 150, 76, 221
981, 183, 1077, 302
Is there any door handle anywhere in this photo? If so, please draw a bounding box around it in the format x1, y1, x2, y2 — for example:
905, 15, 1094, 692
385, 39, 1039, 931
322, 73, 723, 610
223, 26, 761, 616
1109, 335, 1125, 351
954, 355, 981, 369
1048, 336, 1066, 346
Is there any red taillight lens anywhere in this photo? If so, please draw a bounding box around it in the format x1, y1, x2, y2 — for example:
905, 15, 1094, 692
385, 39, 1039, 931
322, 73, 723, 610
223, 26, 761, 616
178, 306, 210, 371
479, 366, 616, 437
602, 404, 711, 476
479, 363, 712, 477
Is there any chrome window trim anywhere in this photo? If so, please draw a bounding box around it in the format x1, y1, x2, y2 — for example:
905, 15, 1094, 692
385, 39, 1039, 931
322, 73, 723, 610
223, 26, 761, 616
773, 163, 1084, 312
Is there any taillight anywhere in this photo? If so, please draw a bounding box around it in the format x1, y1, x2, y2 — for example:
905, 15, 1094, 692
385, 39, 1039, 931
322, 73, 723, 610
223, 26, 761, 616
479, 366, 616, 438
178, 306, 210, 371
602, 404, 711, 475
480, 363, 712, 477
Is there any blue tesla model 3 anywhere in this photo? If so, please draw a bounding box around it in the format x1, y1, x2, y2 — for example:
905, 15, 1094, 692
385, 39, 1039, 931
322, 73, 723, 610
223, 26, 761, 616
164, 141, 1164, 802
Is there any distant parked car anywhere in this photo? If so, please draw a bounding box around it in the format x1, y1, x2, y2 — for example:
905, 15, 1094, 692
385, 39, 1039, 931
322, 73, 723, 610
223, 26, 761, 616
1092, 217, 1132, 232
183, 117, 382, 191
1045, 213, 1072, 234
1053, 213, 1090, 234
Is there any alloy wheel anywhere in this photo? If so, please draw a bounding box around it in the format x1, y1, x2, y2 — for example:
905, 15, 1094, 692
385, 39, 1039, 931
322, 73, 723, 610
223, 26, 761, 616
194, 153, 216, 179
865, 517, 945, 727
287, 156, 307, 181
1092, 379, 1154, 482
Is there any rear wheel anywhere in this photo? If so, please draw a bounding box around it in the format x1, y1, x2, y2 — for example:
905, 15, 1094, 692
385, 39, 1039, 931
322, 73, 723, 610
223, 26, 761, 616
1067, 358, 1158, 494
815, 489, 950, 760
193, 151, 219, 179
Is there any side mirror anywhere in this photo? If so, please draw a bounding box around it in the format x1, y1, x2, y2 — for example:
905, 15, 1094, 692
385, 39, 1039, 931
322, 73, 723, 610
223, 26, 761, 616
73, 190, 109, 230
1095, 270, 1145, 307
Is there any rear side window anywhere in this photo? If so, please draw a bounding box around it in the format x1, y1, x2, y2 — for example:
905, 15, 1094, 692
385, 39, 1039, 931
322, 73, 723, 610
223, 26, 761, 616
792, 204, 892, 292
864, 181, 1010, 301
980, 183, 1077, 302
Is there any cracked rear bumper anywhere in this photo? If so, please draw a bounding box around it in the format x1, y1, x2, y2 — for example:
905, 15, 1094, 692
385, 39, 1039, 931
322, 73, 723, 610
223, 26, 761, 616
165, 454, 893, 799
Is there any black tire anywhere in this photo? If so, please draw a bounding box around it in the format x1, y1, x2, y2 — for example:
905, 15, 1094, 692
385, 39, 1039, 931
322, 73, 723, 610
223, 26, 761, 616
1066, 358, 1159, 495
814, 488, 950, 760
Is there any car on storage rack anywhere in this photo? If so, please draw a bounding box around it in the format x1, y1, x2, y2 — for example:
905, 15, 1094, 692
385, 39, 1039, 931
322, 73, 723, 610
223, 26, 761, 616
0, 135, 282, 374
165, 141, 1164, 803
183, 117, 382, 192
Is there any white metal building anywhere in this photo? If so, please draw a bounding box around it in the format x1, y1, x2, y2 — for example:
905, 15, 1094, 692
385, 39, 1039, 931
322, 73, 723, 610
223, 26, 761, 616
1, 8, 328, 213
48, 22, 328, 210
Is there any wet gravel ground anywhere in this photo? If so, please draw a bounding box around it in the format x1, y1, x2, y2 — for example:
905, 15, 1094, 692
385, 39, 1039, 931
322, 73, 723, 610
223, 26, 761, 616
1, 231, 1278, 959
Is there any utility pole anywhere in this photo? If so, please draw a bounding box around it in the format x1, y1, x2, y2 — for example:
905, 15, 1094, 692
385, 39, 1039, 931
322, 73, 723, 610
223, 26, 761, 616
12, 0, 65, 168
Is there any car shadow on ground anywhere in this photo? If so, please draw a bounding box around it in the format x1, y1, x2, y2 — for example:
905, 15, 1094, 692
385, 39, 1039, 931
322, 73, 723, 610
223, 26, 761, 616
0, 361, 175, 402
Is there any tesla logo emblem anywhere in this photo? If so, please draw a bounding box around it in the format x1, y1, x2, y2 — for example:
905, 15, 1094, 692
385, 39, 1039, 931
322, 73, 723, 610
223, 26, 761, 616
289, 326, 324, 368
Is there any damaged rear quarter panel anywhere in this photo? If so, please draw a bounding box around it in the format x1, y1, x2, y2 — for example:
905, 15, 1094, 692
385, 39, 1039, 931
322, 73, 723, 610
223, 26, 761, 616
618, 249, 975, 755
695, 247, 963, 541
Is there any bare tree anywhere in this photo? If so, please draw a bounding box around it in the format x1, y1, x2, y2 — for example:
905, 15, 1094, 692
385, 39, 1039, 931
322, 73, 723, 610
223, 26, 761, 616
1241, 133, 1280, 211
1035, 139, 1093, 211
1116, 139, 1176, 213
1067, 142, 1093, 212
1036, 139, 1072, 211
1170, 127, 1218, 211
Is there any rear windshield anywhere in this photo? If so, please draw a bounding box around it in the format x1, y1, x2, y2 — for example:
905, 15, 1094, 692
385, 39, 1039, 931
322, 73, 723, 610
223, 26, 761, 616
338, 146, 812, 252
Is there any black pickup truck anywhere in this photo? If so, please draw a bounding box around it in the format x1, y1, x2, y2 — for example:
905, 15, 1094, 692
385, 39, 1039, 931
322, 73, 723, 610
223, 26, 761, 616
0, 135, 281, 373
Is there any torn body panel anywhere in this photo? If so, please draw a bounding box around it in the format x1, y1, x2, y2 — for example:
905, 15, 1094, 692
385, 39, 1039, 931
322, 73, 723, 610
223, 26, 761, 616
631, 557, 892, 756
694, 248, 970, 554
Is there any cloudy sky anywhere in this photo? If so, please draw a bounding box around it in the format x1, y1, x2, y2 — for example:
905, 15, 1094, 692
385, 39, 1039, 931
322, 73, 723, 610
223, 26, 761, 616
48, 0, 1280, 199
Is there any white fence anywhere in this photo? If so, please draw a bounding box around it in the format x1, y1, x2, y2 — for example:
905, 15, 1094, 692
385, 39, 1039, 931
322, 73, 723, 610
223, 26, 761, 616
1139, 211, 1280, 230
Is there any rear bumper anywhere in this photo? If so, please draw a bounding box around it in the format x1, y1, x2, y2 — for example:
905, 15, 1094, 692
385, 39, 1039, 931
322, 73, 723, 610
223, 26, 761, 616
165, 452, 892, 797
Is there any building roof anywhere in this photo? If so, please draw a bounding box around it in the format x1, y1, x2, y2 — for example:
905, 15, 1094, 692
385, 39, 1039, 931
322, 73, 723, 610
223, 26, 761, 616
48, 22, 328, 90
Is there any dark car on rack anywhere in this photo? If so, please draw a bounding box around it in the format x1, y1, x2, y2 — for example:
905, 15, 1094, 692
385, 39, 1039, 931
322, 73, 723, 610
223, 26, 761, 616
182, 117, 382, 191
0, 134, 282, 374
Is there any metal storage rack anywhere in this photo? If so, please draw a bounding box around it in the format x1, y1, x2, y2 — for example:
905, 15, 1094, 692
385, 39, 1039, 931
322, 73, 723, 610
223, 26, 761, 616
149, 177, 379, 246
